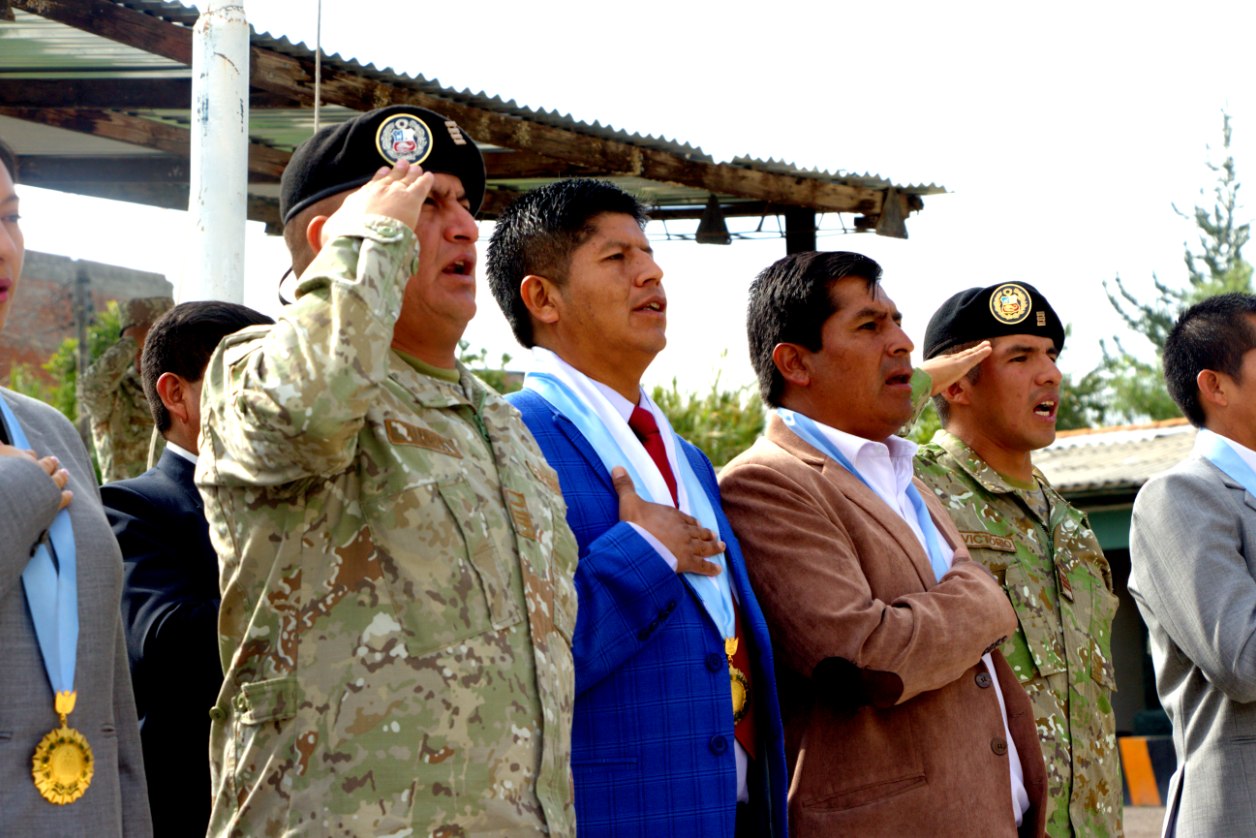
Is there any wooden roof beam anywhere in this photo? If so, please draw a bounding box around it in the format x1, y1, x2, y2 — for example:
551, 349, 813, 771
11, 0, 193, 64
11, 0, 909, 218
246, 49, 888, 213
0, 107, 290, 178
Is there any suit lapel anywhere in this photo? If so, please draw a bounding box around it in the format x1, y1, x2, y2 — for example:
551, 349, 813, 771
1197, 454, 1256, 515
766, 414, 937, 589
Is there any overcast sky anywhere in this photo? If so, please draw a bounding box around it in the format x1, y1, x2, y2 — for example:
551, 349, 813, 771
16, 0, 1256, 398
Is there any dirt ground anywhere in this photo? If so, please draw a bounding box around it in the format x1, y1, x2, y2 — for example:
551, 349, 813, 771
1125, 806, 1165, 837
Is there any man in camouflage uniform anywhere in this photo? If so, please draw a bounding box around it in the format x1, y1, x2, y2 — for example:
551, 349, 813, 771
79, 295, 171, 481
196, 107, 577, 836
914, 282, 1122, 837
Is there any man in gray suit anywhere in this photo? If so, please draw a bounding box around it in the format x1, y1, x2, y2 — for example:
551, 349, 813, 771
1130, 291, 1256, 837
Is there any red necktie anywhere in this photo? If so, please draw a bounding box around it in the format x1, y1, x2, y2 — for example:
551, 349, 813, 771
628, 406, 679, 506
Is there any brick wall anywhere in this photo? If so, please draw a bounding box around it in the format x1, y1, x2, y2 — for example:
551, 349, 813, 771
1, 250, 171, 383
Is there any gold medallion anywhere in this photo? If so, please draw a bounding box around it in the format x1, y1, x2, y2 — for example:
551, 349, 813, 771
31, 691, 93, 805
725, 637, 751, 723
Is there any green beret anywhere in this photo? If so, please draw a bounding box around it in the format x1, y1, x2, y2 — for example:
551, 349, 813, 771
924, 281, 1065, 359
279, 105, 486, 224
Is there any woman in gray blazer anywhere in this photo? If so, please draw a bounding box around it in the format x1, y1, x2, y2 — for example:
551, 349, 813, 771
0, 139, 151, 836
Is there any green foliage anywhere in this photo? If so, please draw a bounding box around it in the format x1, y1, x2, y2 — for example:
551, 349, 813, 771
1057, 368, 1113, 431
651, 374, 765, 468
905, 399, 941, 444
7, 300, 123, 423
458, 340, 520, 394
1098, 112, 1253, 423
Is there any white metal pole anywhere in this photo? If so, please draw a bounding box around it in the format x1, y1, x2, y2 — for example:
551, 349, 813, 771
185, 0, 249, 303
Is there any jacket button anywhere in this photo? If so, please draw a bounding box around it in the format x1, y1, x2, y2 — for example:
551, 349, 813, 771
991, 737, 1008, 756
706, 653, 725, 672
709, 735, 728, 755
975, 672, 992, 689
208, 706, 226, 722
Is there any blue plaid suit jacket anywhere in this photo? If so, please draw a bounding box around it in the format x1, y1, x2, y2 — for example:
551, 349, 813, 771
509, 389, 787, 837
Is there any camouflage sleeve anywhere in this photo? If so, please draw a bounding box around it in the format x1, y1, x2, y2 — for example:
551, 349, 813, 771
201, 215, 418, 483
908, 367, 933, 427
78, 334, 138, 417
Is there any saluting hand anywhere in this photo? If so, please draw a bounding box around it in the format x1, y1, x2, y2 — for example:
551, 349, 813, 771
320, 159, 435, 247
921, 340, 993, 395
0, 444, 72, 510
612, 466, 724, 577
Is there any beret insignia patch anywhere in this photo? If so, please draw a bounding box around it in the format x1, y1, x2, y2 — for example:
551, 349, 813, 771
375, 113, 434, 167
989, 282, 1032, 325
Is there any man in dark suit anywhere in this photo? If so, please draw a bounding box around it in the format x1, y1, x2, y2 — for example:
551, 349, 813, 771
102, 301, 271, 837
486, 179, 788, 837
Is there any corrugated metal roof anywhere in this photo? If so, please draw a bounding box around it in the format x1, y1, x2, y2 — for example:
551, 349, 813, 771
1035, 419, 1196, 495
9, 0, 944, 188
1, 0, 945, 230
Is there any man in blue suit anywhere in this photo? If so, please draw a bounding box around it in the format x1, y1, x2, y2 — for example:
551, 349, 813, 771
487, 179, 788, 837
102, 301, 271, 837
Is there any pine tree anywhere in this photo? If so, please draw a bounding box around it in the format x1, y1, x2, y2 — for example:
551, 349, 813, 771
1098, 113, 1253, 423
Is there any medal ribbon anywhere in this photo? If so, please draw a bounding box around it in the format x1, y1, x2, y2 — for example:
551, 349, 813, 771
1199, 428, 1256, 498
777, 408, 951, 583
0, 396, 79, 703
523, 349, 735, 638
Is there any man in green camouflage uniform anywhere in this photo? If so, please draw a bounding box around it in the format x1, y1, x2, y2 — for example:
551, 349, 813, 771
79, 295, 171, 481
196, 107, 577, 836
914, 282, 1122, 837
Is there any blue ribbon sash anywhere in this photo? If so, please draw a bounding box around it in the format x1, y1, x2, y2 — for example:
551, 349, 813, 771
524, 372, 736, 637
0, 394, 79, 701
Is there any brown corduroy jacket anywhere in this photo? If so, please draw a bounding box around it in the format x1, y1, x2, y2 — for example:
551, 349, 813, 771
719, 414, 1047, 838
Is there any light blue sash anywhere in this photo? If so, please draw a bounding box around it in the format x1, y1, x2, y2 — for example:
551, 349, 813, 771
524, 372, 735, 637
778, 408, 950, 583
1200, 428, 1256, 498
0, 394, 79, 699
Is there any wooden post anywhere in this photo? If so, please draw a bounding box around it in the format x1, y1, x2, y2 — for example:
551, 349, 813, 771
784, 207, 816, 254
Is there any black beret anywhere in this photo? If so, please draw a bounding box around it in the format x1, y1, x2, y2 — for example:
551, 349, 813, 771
924, 281, 1065, 359
279, 105, 486, 224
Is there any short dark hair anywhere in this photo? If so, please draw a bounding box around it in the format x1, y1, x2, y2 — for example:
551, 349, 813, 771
930, 339, 985, 425
746, 251, 882, 407
1164, 292, 1256, 427
487, 179, 648, 347
142, 301, 273, 432
0, 138, 17, 183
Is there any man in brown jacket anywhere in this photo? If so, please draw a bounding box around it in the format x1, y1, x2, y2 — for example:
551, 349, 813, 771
719, 251, 1046, 837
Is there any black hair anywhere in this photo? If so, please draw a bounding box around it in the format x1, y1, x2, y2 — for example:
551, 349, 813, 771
0, 138, 16, 184
142, 301, 273, 432
486, 179, 648, 347
746, 251, 882, 406
1163, 292, 1256, 427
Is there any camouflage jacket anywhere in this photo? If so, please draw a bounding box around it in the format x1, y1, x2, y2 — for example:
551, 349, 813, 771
915, 430, 1122, 837
197, 216, 578, 837
79, 335, 157, 482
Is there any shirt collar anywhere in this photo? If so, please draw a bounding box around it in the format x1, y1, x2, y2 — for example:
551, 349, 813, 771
165, 440, 198, 464
1196, 427, 1256, 476
805, 417, 919, 498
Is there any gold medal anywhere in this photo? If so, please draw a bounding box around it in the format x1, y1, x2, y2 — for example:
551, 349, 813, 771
31, 691, 93, 805
725, 637, 751, 723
